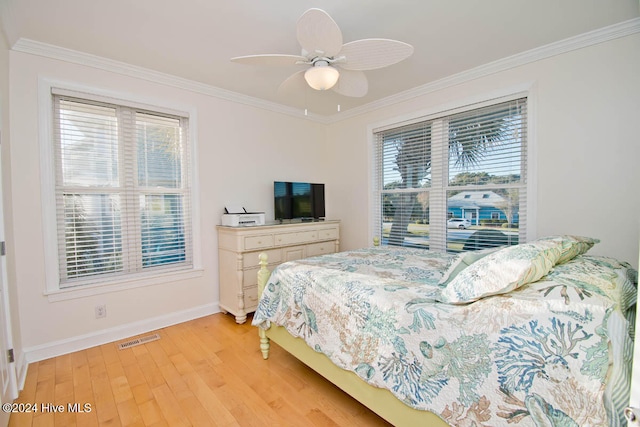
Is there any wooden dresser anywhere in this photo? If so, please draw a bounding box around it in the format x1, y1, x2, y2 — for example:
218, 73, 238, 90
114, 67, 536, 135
217, 220, 340, 323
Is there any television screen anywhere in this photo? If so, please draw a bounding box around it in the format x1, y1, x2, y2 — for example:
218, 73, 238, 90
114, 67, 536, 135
274, 181, 291, 220
311, 183, 325, 218
274, 181, 325, 220
291, 182, 312, 218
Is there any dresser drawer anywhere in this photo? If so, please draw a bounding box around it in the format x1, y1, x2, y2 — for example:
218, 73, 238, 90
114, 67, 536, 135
244, 234, 274, 250
317, 227, 339, 241
243, 266, 260, 287
242, 248, 282, 269
306, 241, 336, 257
244, 285, 259, 312
283, 245, 305, 261
274, 230, 317, 246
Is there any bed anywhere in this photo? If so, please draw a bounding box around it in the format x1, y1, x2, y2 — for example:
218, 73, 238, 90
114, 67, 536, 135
252, 235, 638, 426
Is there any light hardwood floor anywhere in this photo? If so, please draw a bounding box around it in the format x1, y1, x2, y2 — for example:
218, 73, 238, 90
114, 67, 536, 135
8, 313, 391, 427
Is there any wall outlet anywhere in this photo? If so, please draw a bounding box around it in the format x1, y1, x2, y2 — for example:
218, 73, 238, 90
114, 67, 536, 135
95, 304, 107, 319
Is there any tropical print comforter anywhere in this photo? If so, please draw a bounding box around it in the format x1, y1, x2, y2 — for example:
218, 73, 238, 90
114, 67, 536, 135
252, 246, 637, 427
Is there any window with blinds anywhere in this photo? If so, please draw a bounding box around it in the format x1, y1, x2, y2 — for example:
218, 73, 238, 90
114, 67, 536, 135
53, 94, 193, 287
373, 98, 527, 253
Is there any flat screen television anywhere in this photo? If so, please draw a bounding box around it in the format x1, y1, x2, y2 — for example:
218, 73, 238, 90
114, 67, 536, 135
274, 181, 325, 221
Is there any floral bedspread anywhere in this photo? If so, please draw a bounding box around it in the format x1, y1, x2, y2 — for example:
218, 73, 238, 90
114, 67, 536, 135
252, 246, 637, 427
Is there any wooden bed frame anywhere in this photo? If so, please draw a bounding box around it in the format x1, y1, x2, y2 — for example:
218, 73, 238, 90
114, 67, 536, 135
255, 253, 449, 427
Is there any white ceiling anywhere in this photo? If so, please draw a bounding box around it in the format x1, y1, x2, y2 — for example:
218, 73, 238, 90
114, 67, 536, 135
1, 0, 639, 116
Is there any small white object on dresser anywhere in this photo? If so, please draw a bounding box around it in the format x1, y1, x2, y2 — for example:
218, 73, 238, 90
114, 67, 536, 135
217, 220, 340, 324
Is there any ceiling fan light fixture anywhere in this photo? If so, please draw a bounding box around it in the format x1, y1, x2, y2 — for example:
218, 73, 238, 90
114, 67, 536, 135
304, 62, 339, 90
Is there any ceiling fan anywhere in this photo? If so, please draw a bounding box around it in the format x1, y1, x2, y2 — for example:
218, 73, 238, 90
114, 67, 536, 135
231, 8, 414, 98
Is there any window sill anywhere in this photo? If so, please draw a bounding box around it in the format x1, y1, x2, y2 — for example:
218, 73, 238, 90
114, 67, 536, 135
44, 268, 205, 302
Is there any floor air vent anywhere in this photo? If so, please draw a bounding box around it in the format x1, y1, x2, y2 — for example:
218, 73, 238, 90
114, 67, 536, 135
118, 333, 161, 350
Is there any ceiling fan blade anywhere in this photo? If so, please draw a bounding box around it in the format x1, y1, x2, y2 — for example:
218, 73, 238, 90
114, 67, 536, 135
297, 8, 343, 58
338, 39, 414, 71
277, 70, 308, 95
231, 54, 308, 66
332, 69, 368, 98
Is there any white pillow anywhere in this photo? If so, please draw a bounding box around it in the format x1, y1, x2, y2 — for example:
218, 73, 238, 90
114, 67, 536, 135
534, 235, 599, 264
438, 247, 502, 286
438, 239, 562, 304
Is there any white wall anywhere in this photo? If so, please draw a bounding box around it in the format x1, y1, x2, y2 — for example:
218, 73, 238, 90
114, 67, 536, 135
326, 33, 640, 269
7, 50, 327, 364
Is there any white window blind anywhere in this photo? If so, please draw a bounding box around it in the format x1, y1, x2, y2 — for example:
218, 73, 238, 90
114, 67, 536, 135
53, 95, 193, 287
373, 98, 527, 252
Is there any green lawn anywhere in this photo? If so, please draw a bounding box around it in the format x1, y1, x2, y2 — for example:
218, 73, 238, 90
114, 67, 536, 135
381, 223, 430, 237
381, 222, 518, 251
381, 223, 518, 237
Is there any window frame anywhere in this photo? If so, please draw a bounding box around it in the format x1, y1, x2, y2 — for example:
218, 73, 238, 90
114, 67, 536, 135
39, 79, 202, 301
368, 88, 537, 251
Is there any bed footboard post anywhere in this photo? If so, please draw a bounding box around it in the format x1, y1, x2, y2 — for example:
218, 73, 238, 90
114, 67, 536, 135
257, 252, 271, 359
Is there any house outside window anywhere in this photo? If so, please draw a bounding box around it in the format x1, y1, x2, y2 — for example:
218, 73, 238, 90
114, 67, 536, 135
44, 88, 196, 291
373, 97, 528, 252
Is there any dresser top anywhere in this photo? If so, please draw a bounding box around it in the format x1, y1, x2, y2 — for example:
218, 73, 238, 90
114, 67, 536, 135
217, 219, 340, 231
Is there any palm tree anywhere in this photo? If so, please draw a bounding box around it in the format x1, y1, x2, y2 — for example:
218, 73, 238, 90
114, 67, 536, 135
388, 135, 431, 245
386, 104, 518, 246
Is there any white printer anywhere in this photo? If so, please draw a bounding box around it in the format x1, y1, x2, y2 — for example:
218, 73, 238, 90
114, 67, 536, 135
221, 206, 265, 227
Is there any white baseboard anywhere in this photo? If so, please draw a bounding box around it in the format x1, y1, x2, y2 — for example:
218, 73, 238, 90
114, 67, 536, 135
22, 303, 220, 367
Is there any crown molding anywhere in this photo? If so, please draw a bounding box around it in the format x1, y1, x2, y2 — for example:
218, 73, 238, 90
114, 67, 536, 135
325, 17, 640, 123
11, 17, 639, 125
11, 38, 327, 123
